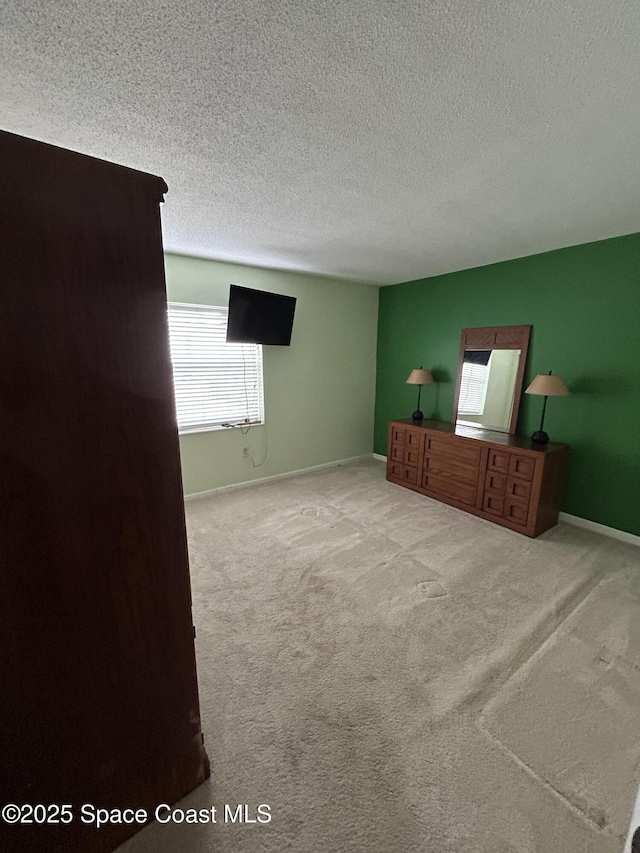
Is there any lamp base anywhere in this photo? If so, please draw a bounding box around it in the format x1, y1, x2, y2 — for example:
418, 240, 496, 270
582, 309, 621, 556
412, 410, 423, 421
531, 430, 549, 444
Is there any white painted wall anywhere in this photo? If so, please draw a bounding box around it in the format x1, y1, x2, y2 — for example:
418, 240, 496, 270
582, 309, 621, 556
164, 253, 379, 496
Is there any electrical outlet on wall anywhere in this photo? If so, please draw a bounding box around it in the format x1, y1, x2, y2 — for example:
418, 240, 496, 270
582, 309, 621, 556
242, 447, 249, 457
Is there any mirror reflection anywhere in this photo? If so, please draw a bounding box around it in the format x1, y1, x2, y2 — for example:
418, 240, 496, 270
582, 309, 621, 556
456, 349, 521, 433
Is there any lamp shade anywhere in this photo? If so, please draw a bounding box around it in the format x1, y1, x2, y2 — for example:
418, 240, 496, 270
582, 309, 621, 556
406, 368, 434, 386
525, 374, 568, 396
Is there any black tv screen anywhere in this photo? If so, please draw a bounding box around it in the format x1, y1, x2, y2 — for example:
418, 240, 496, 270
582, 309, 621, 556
226, 285, 297, 346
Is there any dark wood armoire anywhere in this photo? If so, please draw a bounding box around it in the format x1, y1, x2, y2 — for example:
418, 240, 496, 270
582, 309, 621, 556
0, 130, 209, 852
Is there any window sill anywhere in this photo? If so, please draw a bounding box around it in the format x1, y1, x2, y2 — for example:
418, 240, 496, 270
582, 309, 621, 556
179, 420, 265, 436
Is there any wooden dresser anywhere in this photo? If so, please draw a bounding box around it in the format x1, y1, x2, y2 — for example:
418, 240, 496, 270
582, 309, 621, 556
387, 419, 569, 537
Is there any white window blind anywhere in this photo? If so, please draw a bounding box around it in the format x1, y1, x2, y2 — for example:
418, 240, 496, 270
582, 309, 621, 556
167, 302, 264, 433
458, 362, 489, 415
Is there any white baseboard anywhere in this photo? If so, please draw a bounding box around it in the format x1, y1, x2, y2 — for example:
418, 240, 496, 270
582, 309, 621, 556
184, 454, 372, 501
185, 454, 639, 547
559, 513, 640, 548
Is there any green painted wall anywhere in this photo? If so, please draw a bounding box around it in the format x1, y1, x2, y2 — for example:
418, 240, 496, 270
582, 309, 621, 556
164, 253, 378, 496
375, 233, 640, 536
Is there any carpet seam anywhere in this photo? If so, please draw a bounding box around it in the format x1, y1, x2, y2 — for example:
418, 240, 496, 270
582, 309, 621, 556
470, 573, 605, 719
476, 723, 619, 837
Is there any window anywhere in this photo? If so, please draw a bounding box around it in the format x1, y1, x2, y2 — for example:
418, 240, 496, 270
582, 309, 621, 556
167, 302, 264, 434
457, 358, 490, 415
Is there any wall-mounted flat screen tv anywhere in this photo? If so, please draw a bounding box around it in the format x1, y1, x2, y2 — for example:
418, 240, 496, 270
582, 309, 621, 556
226, 285, 297, 346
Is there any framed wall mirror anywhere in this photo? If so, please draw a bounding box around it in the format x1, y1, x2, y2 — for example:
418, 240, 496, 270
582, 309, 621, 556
452, 325, 531, 435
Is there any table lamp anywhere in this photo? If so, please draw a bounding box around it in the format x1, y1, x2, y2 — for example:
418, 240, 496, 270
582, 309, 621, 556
525, 371, 569, 444
406, 367, 434, 421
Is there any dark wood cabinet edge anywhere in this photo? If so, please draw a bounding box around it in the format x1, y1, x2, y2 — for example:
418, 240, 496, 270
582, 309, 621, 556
0, 129, 168, 200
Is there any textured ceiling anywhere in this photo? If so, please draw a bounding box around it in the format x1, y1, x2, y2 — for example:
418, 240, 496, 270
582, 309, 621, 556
2, 1, 640, 285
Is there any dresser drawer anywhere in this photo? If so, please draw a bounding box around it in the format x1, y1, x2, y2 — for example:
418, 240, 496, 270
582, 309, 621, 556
391, 424, 423, 447
424, 453, 478, 486
508, 454, 536, 482
487, 448, 510, 474
405, 428, 422, 450
391, 424, 406, 445
390, 444, 404, 463
404, 447, 420, 468
506, 476, 532, 503
425, 435, 481, 466
504, 499, 529, 527
485, 471, 507, 494
422, 472, 476, 507
483, 492, 505, 517
389, 462, 418, 485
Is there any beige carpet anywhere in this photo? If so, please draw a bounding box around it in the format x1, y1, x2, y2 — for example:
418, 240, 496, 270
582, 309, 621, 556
119, 458, 640, 853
